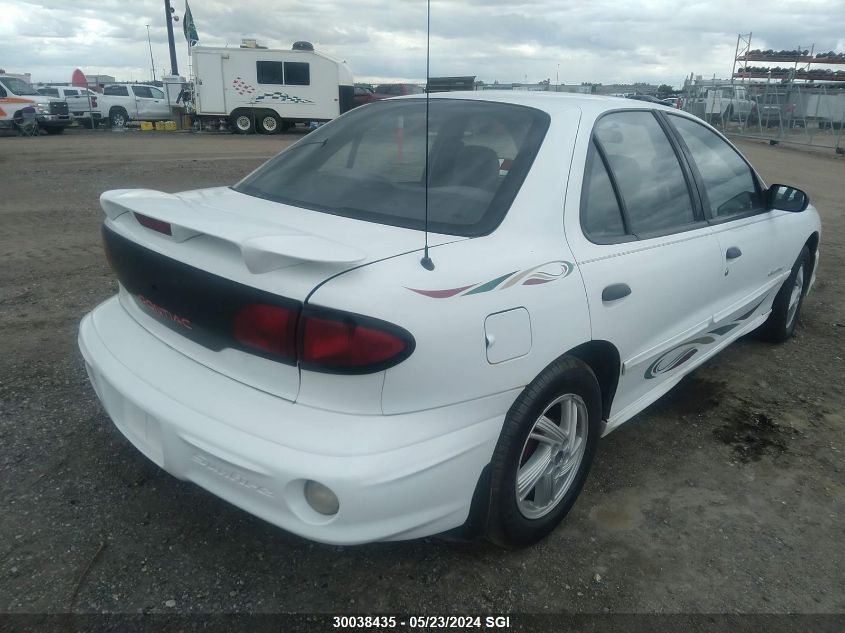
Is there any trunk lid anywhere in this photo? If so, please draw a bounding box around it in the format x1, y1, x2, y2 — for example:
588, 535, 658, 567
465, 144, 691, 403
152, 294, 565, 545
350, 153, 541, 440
101, 187, 459, 401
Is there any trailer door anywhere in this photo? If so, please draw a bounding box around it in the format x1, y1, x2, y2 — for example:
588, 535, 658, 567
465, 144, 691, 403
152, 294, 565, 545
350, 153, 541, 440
196, 52, 226, 114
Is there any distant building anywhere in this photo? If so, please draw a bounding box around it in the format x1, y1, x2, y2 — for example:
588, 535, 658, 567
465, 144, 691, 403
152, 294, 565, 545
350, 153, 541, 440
87, 74, 115, 90
478, 82, 591, 93
594, 83, 660, 96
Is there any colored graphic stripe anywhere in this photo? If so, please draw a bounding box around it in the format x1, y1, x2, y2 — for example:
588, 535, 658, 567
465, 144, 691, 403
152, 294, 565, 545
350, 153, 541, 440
408, 284, 475, 298
407, 260, 574, 299
464, 271, 517, 295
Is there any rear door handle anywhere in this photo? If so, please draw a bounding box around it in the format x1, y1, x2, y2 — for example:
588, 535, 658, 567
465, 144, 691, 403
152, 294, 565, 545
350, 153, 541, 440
726, 247, 742, 260
602, 283, 631, 302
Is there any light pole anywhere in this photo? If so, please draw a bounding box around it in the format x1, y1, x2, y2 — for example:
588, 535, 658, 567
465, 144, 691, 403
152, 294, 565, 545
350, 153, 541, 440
164, 0, 179, 75
146, 24, 156, 82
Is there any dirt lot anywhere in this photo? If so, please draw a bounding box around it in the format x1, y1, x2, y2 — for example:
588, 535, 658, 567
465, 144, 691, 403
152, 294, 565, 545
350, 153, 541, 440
0, 129, 843, 616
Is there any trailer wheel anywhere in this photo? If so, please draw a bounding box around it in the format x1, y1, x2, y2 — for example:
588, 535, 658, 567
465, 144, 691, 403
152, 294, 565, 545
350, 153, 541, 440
257, 112, 281, 134
230, 110, 255, 134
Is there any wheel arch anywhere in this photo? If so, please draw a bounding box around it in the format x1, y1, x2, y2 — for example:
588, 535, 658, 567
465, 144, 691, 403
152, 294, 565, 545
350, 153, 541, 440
805, 231, 819, 280
563, 340, 621, 422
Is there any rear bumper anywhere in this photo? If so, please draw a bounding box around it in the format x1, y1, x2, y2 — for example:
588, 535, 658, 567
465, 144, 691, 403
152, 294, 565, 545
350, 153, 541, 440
78, 296, 512, 544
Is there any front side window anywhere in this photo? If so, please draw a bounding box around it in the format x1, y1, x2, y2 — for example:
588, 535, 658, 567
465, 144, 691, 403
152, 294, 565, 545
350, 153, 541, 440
149, 87, 165, 99
257, 61, 284, 85
283, 62, 310, 85
235, 99, 549, 236
668, 115, 763, 219
132, 86, 153, 98
594, 111, 696, 236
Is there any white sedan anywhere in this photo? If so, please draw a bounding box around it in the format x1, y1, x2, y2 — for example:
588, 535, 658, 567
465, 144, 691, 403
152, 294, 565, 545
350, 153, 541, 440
78, 92, 820, 548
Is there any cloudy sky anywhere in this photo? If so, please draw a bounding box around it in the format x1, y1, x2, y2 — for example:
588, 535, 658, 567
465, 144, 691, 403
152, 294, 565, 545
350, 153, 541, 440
2, 0, 844, 87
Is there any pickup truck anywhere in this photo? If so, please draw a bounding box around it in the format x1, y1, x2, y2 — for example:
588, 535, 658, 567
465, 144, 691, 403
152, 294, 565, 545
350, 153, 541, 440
685, 85, 755, 123
38, 86, 101, 127
0, 73, 72, 134
72, 84, 174, 128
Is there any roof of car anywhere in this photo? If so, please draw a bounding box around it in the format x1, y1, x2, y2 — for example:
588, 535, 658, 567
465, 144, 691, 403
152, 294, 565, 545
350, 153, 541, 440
397, 90, 678, 117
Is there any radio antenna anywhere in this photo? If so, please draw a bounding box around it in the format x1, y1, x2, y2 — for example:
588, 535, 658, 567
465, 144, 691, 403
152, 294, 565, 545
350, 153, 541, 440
420, 0, 435, 271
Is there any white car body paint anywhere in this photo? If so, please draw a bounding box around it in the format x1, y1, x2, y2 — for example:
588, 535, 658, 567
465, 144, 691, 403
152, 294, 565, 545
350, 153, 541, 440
79, 92, 821, 544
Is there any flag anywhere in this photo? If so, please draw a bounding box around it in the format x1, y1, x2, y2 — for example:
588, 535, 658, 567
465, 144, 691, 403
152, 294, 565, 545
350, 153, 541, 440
183, 1, 199, 46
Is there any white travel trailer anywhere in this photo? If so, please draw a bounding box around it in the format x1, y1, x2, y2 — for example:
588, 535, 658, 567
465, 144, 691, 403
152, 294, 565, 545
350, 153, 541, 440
192, 42, 354, 134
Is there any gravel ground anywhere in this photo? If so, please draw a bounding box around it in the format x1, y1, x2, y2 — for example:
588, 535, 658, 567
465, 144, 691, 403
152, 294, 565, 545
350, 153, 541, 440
0, 129, 843, 616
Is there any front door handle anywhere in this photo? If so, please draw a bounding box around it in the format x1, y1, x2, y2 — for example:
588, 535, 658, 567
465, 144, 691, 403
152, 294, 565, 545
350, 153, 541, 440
726, 246, 742, 260
602, 283, 631, 302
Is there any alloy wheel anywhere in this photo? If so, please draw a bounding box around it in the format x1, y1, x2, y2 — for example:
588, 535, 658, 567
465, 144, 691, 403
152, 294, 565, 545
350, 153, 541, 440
516, 394, 588, 519
786, 264, 805, 329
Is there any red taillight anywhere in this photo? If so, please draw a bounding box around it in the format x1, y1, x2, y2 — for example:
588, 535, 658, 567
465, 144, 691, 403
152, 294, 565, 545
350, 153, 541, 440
301, 315, 409, 370
230, 303, 413, 371
134, 213, 172, 236
233, 303, 299, 360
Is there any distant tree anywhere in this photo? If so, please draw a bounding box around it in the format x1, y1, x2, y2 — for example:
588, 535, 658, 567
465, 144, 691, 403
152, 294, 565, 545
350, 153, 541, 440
657, 84, 674, 98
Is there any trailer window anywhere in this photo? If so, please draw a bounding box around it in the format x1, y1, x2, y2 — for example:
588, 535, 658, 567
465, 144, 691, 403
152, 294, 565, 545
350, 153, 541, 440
284, 62, 310, 86
234, 99, 550, 237
257, 61, 284, 85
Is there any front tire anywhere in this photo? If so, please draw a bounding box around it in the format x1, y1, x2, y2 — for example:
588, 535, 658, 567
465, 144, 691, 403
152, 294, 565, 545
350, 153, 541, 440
486, 356, 602, 549
230, 110, 255, 134
758, 246, 811, 343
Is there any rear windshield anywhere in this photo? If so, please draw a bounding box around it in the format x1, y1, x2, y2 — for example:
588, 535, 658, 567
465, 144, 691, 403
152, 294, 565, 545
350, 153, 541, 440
234, 99, 550, 236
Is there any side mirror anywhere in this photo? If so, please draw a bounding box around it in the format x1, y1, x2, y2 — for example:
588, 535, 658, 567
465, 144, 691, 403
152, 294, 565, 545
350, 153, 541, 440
768, 184, 809, 212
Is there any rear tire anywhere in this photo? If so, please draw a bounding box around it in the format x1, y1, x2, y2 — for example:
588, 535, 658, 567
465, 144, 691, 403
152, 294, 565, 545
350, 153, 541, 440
757, 246, 811, 343
109, 108, 128, 128
257, 112, 281, 134
486, 356, 602, 549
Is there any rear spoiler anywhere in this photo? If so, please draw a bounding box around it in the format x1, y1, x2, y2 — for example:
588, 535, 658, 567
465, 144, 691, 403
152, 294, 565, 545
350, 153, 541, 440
100, 189, 366, 274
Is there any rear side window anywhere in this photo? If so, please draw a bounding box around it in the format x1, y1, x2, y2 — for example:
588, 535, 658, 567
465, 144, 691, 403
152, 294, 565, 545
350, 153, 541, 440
64, 89, 78, 96
581, 142, 626, 239
235, 99, 550, 237
283, 62, 310, 85
104, 85, 129, 96
594, 111, 696, 237
39, 88, 59, 97
667, 115, 763, 219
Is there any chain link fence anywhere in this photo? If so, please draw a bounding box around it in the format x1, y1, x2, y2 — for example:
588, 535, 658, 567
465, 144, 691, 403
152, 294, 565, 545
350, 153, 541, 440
681, 79, 845, 153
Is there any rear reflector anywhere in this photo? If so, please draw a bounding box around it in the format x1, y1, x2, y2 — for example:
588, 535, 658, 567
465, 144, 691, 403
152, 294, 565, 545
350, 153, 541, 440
134, 213, 172, 236
233, 303, 299, 360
